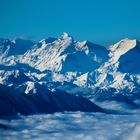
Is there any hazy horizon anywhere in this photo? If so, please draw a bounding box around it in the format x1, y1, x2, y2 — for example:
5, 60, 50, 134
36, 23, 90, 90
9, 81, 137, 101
0, 0, 140, 46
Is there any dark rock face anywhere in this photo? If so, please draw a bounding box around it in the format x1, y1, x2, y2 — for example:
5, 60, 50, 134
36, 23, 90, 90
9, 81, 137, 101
0, 85, 105, 116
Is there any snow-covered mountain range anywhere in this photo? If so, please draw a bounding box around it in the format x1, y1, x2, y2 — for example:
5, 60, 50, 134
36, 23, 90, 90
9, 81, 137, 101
0, 33, 140, 115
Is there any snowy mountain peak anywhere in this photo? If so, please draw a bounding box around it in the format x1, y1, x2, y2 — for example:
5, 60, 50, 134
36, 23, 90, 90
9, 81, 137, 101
62, 32, 69, 38
109, 38, 137, 52
108, 38, 137, 61
60, 32, 72, 40
0, 34, 140, 99
76, 40, 88, 47
38, 33, 72, 44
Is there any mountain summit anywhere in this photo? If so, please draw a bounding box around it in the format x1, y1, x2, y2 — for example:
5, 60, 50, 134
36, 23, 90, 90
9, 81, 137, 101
0, 33, 140, 104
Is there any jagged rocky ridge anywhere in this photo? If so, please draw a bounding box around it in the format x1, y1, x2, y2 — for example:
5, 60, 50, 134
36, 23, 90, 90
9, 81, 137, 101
0, 33, 140, 115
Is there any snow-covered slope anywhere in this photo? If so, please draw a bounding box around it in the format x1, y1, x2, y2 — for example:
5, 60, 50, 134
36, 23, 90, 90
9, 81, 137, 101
0, 33, 140, 104
19, 32, 107, 73
96, 39, 140, 91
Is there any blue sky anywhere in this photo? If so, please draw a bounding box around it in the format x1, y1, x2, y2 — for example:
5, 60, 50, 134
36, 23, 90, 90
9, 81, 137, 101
0, 0, 140, 46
